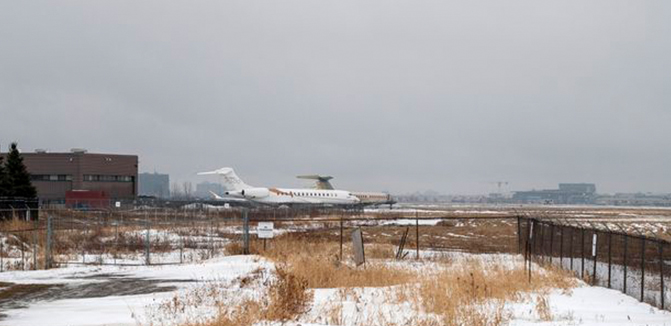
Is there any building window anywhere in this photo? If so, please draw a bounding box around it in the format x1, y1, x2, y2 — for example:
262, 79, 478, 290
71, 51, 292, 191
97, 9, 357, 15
31, 174, 73, 182
83, 175, 134, 182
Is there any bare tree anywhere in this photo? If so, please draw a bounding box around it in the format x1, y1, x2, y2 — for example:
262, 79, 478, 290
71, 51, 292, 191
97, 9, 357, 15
182, 181, 193, 199
171, 182, 183, 199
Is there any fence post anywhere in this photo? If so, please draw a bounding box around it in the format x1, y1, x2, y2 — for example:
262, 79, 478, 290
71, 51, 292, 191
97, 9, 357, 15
21, 234, 25, 270
339, 214, 343, 261
145, 215, 150, 266
624, 234, 628, 294
592, 232, 598, 286
559, 226, 564, 268
46, 214, 53, 269
569, 226, 574, 271
242, 209, 249, 255
549, 224, 554, 265
517, 216, 522, 254
1, 241, 4, 272
114, 221, 118, 266
415, 211, 419, 260
538, 223, 545, 263
608, 232, 612, 288
528, 219, 534, 282
641, 238, 645, 302
659, 241, 665, 310
523, 218, 530, 270
209, 210, 214, 259
32, 222, 37, 270
581, 228, 585, 280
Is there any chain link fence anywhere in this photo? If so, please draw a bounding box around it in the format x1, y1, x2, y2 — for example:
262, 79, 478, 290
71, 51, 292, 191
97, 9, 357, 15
7, 206, 667, 312
1, 206, 519, 270
519, 217, 670, 311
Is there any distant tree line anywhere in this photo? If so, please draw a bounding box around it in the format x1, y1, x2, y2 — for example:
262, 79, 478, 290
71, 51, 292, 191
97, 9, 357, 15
0, 142, 37, 198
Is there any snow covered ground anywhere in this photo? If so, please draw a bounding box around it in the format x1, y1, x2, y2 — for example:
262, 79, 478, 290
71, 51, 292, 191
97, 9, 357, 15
1, 251, 670, 326
0, 255, 272, 326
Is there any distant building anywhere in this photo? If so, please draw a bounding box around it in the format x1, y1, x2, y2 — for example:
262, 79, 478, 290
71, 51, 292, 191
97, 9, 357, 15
139, 172, 170, 198
596, 193, 671, 207
195, 181, 226, 199
513, 183, 597, 205
0, 149, 138, 202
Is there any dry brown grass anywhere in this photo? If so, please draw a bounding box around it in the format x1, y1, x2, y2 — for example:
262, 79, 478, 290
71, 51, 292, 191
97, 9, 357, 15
185, 237, 578, 326
186, 299, 263, 326
0, 218, 34, 232
535, 292, 553, 321
252, 235, 414, 289
417, 260, 575, 326
263, 265, 313, 321
182, 266, 312, 326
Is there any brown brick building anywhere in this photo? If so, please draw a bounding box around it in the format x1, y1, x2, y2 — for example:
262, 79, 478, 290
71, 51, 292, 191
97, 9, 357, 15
1, 150, 138, 201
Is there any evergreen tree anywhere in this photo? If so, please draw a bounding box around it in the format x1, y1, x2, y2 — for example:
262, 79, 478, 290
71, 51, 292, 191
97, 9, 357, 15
5, 143, 37, 198
0, 155, 7, 197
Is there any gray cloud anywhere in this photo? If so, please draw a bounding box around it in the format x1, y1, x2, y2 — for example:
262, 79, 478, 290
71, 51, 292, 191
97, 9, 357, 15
1, 1, 670, 194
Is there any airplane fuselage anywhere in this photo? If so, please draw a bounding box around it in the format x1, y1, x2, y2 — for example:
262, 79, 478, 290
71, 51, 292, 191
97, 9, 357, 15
225, 187, 360, 205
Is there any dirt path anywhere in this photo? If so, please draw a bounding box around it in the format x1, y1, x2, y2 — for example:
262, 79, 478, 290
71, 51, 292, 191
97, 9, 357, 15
0, 273, 195, 320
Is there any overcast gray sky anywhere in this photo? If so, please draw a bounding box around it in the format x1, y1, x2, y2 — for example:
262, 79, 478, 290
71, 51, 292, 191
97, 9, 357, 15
1, 1, 670, 195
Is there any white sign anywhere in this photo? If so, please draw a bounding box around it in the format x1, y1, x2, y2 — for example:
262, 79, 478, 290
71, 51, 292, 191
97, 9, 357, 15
592, 233, 597, 257
257, 222, 274, 239
115, 201, 121, 208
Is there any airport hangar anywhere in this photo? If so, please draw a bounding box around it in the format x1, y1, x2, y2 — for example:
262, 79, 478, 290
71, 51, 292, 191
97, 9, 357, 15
0, 149, 138, 205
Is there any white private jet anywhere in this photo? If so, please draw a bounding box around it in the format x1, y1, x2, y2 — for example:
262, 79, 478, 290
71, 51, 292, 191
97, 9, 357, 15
197, 167, 360, 206
297, 175, 396, 207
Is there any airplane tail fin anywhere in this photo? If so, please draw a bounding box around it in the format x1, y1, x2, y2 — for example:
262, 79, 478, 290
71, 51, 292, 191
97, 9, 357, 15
197, 167, 252, 191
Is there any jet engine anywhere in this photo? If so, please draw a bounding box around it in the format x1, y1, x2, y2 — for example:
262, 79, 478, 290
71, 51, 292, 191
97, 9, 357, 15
240, 188, 270, 199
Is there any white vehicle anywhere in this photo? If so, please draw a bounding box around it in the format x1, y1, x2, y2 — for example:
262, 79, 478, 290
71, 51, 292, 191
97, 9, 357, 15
198, 167, 360, 206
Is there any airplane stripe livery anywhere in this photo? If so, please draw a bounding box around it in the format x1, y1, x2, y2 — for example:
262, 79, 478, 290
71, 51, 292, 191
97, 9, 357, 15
197, 167, 360, 206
